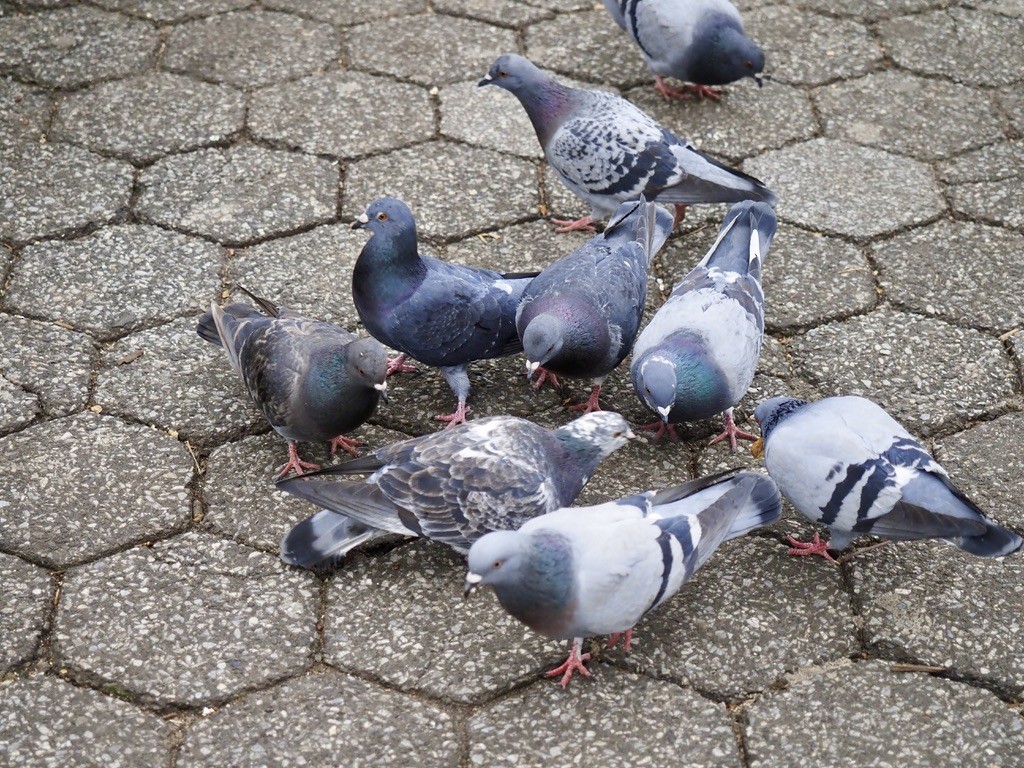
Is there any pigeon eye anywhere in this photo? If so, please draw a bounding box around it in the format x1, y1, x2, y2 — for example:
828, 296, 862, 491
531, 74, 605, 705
376, 212, 388, 222
744, 61, 753, 68
493, 560, 502, 569
613, 431, 623, 438
499, 70, 508, 77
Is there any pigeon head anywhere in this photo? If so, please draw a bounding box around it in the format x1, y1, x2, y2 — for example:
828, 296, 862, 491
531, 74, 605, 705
345, 336, 389, 395
352, 197, 417, 241
753, 396, 808, 442
556, 411, 635, 460
635, 354, 678, 422
479, 54, 548, 93
522, 314, 566, 373
691, 25, 765, 87
464, 530, 526, 596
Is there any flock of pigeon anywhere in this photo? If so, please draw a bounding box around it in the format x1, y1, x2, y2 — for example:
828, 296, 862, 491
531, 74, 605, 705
196, 0, 1023, 687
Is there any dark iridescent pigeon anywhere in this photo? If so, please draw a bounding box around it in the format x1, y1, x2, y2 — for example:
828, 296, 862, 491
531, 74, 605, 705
631, 200, 776, 448
278, 411, 635, 569
197, 291, 388, 478
603, 0, 765, 100
752, 395, 1023, 562
352, 197, 537, 428
517, 197, 673, 413
465, 468, 781, 687
479, 54, 775, 232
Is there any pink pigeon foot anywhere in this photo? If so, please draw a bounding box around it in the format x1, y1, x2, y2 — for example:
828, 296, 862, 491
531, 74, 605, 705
544, 640, 592, 689
328, 434, 363, 458
605, 628, 633, 653
640, 419, 680, 443
277, 441, 321, 479
527, 366, 562, 391
385, 354, 416, 377
708, 410, 759, 452
435, 401, 470, 429
653, 76, 723, 101
551, 216, 596, 234
567, 384, 603, 414
672, 204, 688, 229
786, 533, 839, 565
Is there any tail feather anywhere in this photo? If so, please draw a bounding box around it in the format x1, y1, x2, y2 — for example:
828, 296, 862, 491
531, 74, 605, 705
660, 147, 777, 208
280, 510, 398, 570
699, 201, 778, 276
276, 475, 416, 537
951, 523, 1023, 558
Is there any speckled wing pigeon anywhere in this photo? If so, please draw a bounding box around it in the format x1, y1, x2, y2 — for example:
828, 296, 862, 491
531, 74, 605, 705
752, 395, 1024, 562
516, 197, 674, 413
479, 54, 775, 232
631, 200, 776, 449
465, 468, 781, 687
197, 290, 388, 478
602, 0, 765, 100
278, 411, 635, 568
351, 197, 539, 428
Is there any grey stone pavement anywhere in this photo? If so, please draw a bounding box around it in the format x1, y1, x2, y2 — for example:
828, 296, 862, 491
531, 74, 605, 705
1, 0, 1023, 765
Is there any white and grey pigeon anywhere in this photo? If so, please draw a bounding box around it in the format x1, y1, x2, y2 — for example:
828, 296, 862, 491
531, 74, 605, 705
752, 395, 1024, 562
278, 411, 635, 569
517, 196, 674, 413
631, 200, 776, 449
465, 468, 781, 687
479, 54, 776, 233
197, 289, 388, 478
603, 0, 765, 101
352, 197, 539, 428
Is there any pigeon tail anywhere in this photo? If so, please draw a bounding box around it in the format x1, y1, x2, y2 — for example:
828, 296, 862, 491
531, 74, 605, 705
280, 509, 395, 570
277, 475, 420, 538
950, 523, 1023, 558
196, 302, 267, 347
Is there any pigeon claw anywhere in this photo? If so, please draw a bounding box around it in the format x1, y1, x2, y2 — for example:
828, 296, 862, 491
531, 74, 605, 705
785, 533, 839, 565
653, 76, 722, 101
527, 365, 562, 392
277, 442, 321, 479
567, 384, 603, 415
551, 216, 596, 234
544, 640, 592, 689
385, 353, 417, 377
640, 419, 680, 443
605, 628, 633, 653
708, 410, 759, 452
435, 401, 471, 429
328, 434, 363, 458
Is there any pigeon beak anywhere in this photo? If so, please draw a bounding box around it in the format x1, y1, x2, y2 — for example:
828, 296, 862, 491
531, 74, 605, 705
351, 213, 369, 230
754, 74, 764, 88
525, 360, 540, 378
657, 405, 671, 422
750, 437, 765, 460
374, 380, 388, 403
478, 73, 494, 87
463, 572, 483, 597
625, 428, 637, 441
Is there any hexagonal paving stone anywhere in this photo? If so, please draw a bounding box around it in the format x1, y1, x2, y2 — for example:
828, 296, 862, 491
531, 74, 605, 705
936, 413, 1024, 531
0, 315, 93, 417
0, 675, 172, 767
342, 142, 538, 239
874, 220, 1024, 332
250, 70, 433, 159
163, 10, 339, 89
468, 667, 738, 768
0, 413, 193, 568
998, 87, 1024, 133
441, 79, 543, 159
814, 70, 1004, 161
745, 139, 945, 239
55, 532, 318, 707
625, 80, 816, 163
0, 143, 132, 244
761, 227, 876, 332
324, 540, 564, 703
938, 141, 1024, 231
0, 374, 39, 434
775, 0, 947, 20
348, 14, 514, 87
788, 306, 1018, 436
52, 72, 246, 165
0, 80, 49, 147
91, 0, 252, 22
229, 224, 362, 327
744, 6, 881, 86
440, 218, 585, 274
203, 425, 409, 553
94, 316, 264, 447
0, 6, 158, 88
0, 553, 51, 672
262, 0, 425, 25
881, 8, 1024, 87
6, 225, 221, 340
179, 669, 459, 767
137, 146, 338, 245
433, 0, 552, 26
616, 536, 857, 697
526, 9, 650, 87
746, 660, 1024, 766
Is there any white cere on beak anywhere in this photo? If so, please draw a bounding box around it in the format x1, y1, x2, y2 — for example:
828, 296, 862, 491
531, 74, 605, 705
465, 572, 483, 585
356, 213, 369, 224
625, 428, 637, 440
657, 405, 671, 420
525, 360, 540, 376
374, 381, 387, 392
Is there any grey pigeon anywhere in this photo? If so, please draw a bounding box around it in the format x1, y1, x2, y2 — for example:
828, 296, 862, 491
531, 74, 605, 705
752, 395, 1024, 562
197, 291, 388, 478
517, 197, 674, 413
465, 468, 781, 687
479, 54, 775, 233
631, 200, 776, 448
352, 197, 538, 427
603, 0, 765, 100
278, 411, 635, 569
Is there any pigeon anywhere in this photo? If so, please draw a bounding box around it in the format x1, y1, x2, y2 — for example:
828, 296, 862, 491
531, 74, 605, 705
631, 200, 776, 449
603, 0, 765, 101
752, 395, 1024, 562
278, 411, 635, 568
479, 54, 775, 233
351, 197, 538, 427
517, 197, 674, 413
464, 468, 781, 687
196, 290, 388, 478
